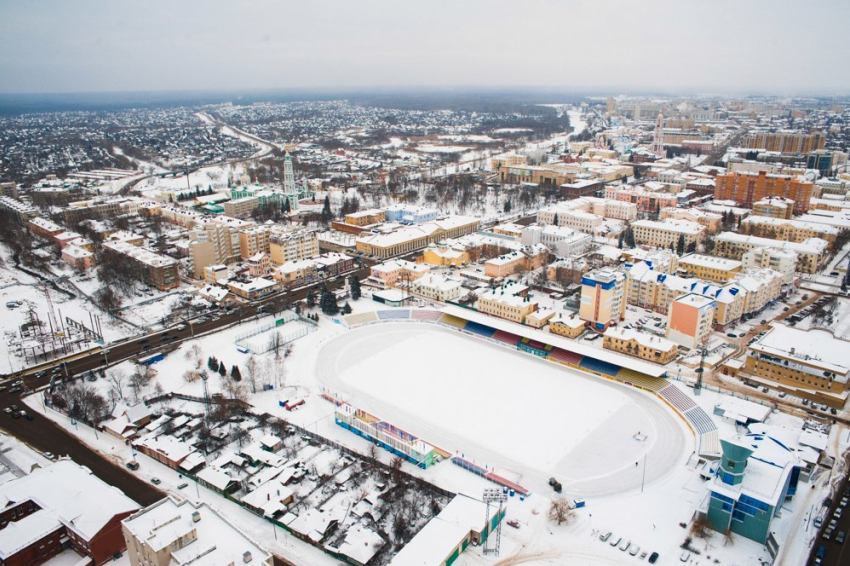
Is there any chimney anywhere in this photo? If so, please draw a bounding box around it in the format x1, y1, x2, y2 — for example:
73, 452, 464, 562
191, 511, 201, 523
243, 551, 253, 563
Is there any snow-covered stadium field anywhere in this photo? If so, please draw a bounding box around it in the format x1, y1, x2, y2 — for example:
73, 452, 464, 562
317, 323, 692, 496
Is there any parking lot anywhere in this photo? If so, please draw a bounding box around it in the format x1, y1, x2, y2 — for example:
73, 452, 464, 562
809, 474, 850, 566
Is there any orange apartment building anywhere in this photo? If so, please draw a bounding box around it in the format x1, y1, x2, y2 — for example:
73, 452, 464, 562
714, 171, 814, 214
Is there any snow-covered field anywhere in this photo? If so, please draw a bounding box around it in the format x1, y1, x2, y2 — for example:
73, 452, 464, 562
317, 323, 691, 497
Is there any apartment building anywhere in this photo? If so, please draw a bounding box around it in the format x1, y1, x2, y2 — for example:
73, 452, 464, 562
659, 207, 722, 233
383, 205, 438, 223
103, 241, 180, 290
579, 269, 625, 331
28, 217, 65, 239
63, 199, 123, 224
0, 195, 39, 222
736, 269, 783, 316
227, 277, 278, 300
743, 131, 825, 154
740, 216, 838, 248
714, 232, 828, 274
631, 219, 704, 249
268, 228, 319, 265
744, 325, 849, 407
223, 196, 259, 217
368, 259, 430, 287
62, 245, 96, 271
667, 293, 716, 349
677, 254, 742, 282
714, 171, 814, 214
603, 327, 678, 365
752, 197, 794, 219
477, 281, 538, 323
0, 460, 139, 566
741, 247, 797, 285
189, 223, 242, 279
122, 497, 272, 566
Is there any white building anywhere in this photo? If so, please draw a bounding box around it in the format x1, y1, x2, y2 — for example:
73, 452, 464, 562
409, 274, 464, 302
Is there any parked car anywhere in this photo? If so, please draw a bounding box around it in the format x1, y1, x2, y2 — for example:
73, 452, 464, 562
151, 478, 161, 485
609, 536, 622, 547
177, 482, 188, 489
126, 461, 140, 471
837, 531, 846, 544
44, 452, 55, 460
506, 519, 520, 529
648, 552, 659, 564
629, 546, 640, 556
599, 531, 612, 542
619, 539, 631, 551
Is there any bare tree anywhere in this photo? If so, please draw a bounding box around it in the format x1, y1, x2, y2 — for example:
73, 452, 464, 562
690, 515, 712, 539
183, 369, 202, 383
268, 332, 283, 357
232, 426, 251, 447
548, 497, 575, 526
106, 369, 127, 402
244, 355, 260, 394
184, 344, 203, 370
129, 365, 157, 403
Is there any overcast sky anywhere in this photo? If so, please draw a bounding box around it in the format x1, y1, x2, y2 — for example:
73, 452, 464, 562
1, 0, 848, 96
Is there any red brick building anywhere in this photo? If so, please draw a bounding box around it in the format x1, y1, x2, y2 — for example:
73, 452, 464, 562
0, 459, 140, 566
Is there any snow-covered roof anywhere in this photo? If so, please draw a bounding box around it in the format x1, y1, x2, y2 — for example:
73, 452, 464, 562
750, 325, 850, 379
334, 525, 386, 565
0, 459, 139, 555
604, 327, 677, 351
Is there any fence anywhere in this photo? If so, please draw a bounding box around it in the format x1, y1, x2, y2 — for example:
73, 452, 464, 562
234, 311, 317, 354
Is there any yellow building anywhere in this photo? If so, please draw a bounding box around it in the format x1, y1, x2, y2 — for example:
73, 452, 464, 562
740, 216, 838, 248
549, 314, 586, 338
344, 209, 386, 226
666, 293, 716, 350
631, 219, 704, 249
743, 131, 825, 154
421, 243, 470, 267
477, 282, 537, 323
714, 232, 829, 274
744, 326, 849, 408
659, 207, 722, 234
483, 245, 548, 278
677, 254, 743, 283
269, 229, 319, 265
603, 327, 678, 365
356, 217, 480, 259
752, 197, 794, 219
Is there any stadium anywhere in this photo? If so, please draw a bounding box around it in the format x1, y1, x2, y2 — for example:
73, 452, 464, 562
317, 306, 717, 497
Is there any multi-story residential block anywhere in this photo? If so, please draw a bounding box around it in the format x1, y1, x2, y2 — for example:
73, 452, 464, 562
223, 196, 258, 217
603, 327, 678, 365
714, 232, 828, 274
579, 269, 625, 331
103, 241, 180, 290
736, 269, 783, 316
122, 497, 272, 566
477, 281, 537, 323
63, 199, 123, 224
714, 171, 814, 214
0, 459, 139, 566
0, 195, 39, 222
677, 254, 742, 283
666, 293, 715, 349
105, 230, 145, 247
741, 247, 797, 285
61, 245, 96, 271
268, 228, 319, 266
27, 217, 65, 239
246, 252, 271, 277
659, 207, 722, 233
744, 325, 849, 407
751, 197, 794, 219
740, 216, 838, 248
631, 219, 704, 249
743, 130, 825, 154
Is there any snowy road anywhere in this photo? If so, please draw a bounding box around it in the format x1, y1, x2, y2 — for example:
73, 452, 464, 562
316, 323, 692, 498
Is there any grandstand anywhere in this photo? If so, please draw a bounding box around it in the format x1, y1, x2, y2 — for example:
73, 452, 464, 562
343, 311, 378, 327
377, 309, 411, 321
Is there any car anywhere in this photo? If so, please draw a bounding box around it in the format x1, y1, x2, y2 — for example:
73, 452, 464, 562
803, 399, 810, 406
507, 519, 520, 529
25, 413, 34, 421
648, 552, 659, 564
2, 407, 11, 414
817, 545, 826, 558
837, 531, 846, 544
815, 516, 824, 528
726, 332, 737, 337
760, 319, 767, 325
610, 536, 622, 547
783, 306, 790, 311
176, 324, 186, 331
831, 271, 840, 276
779, 392, 786, 398
823, 529, 833, 540
9, 387, 21, 394
11, 412, 20, 419
619, 540, 631, 551
599, 531, 612, 542
43, 452, 55, 460
840, 497, 848, 508
629, 546, 640, 556
177, 482, 188, 489
831, 408, 838, 415
10, 405, 18, 411
151, 478, 161, 485
835, 508, 843, 519
126, 461, 140, 471
680, 551, 691, 562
